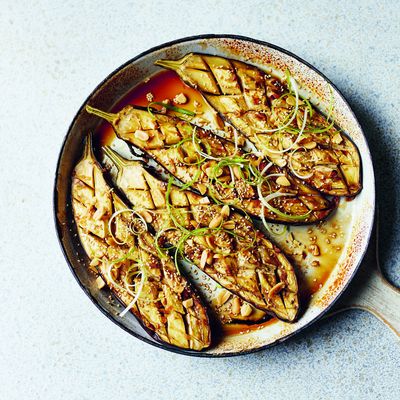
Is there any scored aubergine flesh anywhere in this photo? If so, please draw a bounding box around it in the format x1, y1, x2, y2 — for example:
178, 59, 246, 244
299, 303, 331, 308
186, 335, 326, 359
155, 53, 362, 197
71, 135, 211, 350
86, 105, 337, 224
102, 146, 299, 322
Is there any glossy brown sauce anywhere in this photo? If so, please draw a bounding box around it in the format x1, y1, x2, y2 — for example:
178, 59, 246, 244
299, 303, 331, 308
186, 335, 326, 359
223, 317, 278, 335
95, 71, 351, 337
97, 70, 210, 147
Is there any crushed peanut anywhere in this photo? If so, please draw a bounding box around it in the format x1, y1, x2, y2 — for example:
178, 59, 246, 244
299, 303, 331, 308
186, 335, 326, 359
209, 214, 222, 229
95, 276, 105, 289
200, 249, 209, 268
182, 298, 194, 308
215, 290, 231, 306
173, 92, 188, 104
134, 130, 149, 141
231, 297, 241, 315
221, 205, 230, 218
240, 303, 253, 317
276, 176, 291, 187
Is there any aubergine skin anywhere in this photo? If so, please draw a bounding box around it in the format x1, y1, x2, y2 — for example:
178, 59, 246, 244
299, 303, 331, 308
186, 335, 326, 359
102, 147, 299, 322
86, 105, 337, 225
71, 135, 211, 350
155, 53, 362, 197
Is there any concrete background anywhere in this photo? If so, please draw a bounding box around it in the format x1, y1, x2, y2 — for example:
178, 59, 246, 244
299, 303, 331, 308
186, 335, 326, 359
0, 1, 398, 399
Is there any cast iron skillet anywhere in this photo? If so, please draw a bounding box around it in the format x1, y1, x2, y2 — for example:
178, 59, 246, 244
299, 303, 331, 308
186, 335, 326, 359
54, 35, 378, 357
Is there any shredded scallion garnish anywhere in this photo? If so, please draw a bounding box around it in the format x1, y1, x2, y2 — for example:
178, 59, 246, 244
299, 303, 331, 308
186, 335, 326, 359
148, 101, 196, 117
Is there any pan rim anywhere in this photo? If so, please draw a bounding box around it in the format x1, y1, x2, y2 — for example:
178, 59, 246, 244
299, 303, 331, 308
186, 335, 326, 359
53, 33, 375, 358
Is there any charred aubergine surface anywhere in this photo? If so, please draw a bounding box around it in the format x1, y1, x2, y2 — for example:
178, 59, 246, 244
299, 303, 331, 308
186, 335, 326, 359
71, 135, 211, 350
155, 53, 362, 197
86, 105, 337, 225
101, 147, 299, 322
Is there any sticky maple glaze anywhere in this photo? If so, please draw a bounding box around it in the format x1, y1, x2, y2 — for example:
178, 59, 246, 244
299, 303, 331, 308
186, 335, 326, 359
94, 71, 352, 337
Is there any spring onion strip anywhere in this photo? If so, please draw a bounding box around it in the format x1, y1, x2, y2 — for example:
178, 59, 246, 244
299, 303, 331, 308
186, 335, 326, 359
326, 85, 334, 122
165, 176, 190, 233
260, 162, 274, 176
105, 247, 137, 295
258, 76, 299, 134
228, 166, 235, 185
260, 205, 288, 234
207, 185, 224, 205
108, 209, 148, 245
148, 101, 196, 117
179, 168, 201, 191
191, 126, 239, 161
257, 189, 311, 221
154, 227, 180, 258
263, 108, 308, 154
119, 271, 147, 317
264, 173, 284, 179
303, 98, 314, 118
304, 118, 335, 134
289, 147, 314, 179
106, 262, 125, 294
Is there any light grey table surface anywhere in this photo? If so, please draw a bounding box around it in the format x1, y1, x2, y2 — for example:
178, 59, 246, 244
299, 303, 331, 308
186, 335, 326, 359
0, 1, 399, 399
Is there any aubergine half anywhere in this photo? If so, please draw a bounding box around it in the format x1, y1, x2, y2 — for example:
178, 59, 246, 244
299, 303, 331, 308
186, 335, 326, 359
101, 146, 299, 322
86, 105, 337, 225
155, 53, 362, 197
71, 135, 211, 350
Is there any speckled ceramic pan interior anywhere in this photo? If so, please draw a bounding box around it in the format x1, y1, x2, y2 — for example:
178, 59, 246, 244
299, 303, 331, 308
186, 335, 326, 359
54, 35, 375, 357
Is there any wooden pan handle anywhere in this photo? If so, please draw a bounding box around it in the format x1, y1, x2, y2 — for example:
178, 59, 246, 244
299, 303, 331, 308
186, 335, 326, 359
328, 216, 400, 337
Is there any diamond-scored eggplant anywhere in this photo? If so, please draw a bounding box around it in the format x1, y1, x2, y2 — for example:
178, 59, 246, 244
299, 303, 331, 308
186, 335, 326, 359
102, 146, 299, 322
71, 135, 211, 350
86, 105, 337, 225
155, 53, 362, 197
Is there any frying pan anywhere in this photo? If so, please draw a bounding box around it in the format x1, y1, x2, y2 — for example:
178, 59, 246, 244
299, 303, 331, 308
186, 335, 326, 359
54, 35, 398, 357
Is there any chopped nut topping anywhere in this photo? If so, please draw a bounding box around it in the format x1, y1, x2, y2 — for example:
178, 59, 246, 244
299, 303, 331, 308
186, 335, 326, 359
269, 282, 285, 298
146, 92, 154, 102
332, 133, 343, 144
198, 196, 210, 205
232, 166, 242, 179
208, 214, 222, 229
231, 297, 241, 315
200, 249, 209, 268
138, 210, 153, 223
182, 298, 193, 308
197, 183, 207, 195
215, 289, 231, 306
240, 303, 253, 317
173, 92, 188, 105
222, 221, 235, 230
205, 167, 213, 177
134, 130, 149, 141
275, 158, 287, 167
95, 276, 105, 289
276, 176, 291, 187
303, 141, 317, 149
209, 214, 222, 229
221, 205, 230, 218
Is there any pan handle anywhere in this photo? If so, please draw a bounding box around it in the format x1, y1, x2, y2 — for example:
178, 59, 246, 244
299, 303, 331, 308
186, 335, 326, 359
328, 216, 400, 337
